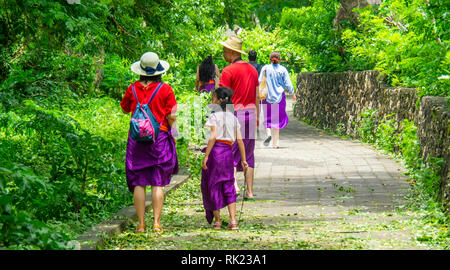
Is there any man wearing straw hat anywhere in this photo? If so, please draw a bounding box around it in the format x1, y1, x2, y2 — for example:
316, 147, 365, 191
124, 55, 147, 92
219, 36, 259, 201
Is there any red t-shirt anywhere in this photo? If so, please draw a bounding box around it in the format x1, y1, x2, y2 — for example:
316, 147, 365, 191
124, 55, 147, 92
219, 62, 259, 111
120, 81, 177, 127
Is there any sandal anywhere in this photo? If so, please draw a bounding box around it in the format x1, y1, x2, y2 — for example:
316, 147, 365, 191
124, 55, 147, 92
227, 221, 239, 231
243, 195, 255, 201
213, 221, 222, 230
153, 224, 163, 233
135, 224, 146, 233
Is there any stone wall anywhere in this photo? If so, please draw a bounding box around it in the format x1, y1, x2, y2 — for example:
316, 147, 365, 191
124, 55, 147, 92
294, 70, 449, 211
417, 97, 450, 209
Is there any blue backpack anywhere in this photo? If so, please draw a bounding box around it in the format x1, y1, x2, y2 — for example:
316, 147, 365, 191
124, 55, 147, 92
130, 82, 164, 142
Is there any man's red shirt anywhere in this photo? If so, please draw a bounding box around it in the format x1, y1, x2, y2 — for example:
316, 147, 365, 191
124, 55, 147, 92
219, 62, 259, 111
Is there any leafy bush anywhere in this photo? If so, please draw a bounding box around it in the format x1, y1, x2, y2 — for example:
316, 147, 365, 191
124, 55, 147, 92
341, 0, 449, 97
398, 119, 422, 169
375, 113, 399, 153
357, 109, 378, 143
279, 0, 345, 72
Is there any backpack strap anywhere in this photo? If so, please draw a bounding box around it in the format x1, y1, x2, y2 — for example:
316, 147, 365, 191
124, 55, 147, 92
146, 82, 164, 105
131, 84, 140, 105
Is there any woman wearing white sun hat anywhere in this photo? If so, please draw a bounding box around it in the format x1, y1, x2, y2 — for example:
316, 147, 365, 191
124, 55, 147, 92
121, 52, 178, 233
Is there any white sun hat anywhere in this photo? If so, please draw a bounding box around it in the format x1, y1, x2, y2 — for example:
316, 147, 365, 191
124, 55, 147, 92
130, 52, 170, 76
219, 36, 248, 55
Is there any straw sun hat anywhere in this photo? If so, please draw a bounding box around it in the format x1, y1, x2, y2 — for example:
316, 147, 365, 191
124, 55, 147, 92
131, 52, 170, 76
219, 36, 248, 55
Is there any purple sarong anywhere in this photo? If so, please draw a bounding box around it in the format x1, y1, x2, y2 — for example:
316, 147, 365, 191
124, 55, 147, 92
201, 142, 236, 224
261, 92, 289, 129
125, 130, 178, 193
199, 81, 215, 94
232, 109, 256, 171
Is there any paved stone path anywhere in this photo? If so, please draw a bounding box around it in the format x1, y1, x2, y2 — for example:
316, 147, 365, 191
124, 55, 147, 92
232, 96, 427, 249
105, 96, 433, 250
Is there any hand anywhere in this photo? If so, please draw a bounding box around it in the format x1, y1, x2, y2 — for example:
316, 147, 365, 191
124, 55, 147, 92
202, 156, 208, 170
292, 93, 297, 102
241, 160, 248, 173
256, 117, 260, 129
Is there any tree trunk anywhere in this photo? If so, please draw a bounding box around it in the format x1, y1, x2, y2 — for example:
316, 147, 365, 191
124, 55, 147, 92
334, 0, 383, 30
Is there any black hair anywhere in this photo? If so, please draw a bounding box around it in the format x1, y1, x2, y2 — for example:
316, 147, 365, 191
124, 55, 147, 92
212, 86, 234, 113
248, 50, 257, 61
199, 55, 216, 82
140, 74, 162, 84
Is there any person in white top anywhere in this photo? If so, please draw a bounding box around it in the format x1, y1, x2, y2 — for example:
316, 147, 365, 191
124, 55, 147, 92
260, 51, 296, 148
201, 87, 248, 230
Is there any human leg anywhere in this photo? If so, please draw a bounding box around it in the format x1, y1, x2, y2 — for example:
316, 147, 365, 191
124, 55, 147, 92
227, 202, 238, 230
133, 185, 147, 232
213, 210, 221, 229
234, 167, 240, 193
151, 186, 164, 231
272, 128, 280, 148
227, 202, 236, 223
244, 167, 255, 199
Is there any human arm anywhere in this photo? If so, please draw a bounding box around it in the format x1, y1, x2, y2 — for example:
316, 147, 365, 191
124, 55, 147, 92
236, 128, 248, 172
166, 113, 176, 132
120, 85, 133, 114
195, 66, 200, 91
283, 68, 296, 102
256, 68, 263, 128
202, 126, 216, 170
258, 66, 265, 84
214, 64, 221, 88
255, 86, 260, 128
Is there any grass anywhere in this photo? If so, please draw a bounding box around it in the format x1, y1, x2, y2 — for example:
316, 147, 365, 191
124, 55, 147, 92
102, 174, 449, 250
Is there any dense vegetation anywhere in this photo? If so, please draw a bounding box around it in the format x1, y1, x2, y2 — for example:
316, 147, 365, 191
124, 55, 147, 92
1, 0, 448, 249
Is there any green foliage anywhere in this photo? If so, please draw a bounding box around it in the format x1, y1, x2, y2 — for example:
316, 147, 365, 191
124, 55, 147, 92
375, 113, 399, 153
355, 110, 446, 222
357, 109, 378, 143
248, 0, 310, 29
0, 97, 133, 249
240, 26, 304, 73
1, 0, 241, 249
398, 119, 422, 169
279, 0, 345, 72
341, 0, 449, 97
2, 0, 448, 249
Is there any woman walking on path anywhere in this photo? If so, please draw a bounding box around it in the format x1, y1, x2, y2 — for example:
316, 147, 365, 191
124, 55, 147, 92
120, 52, 178, 233
260, 51, 296, 148
201, 87, 248, 230
219, 36, 259, 201
195, 55, 221, 93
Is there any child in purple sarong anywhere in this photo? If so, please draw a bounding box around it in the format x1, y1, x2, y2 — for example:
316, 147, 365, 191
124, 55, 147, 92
201, 87, 248, 230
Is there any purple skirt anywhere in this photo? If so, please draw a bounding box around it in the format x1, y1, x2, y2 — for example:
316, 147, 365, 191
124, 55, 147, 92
125, 130, 178, 193
199, 82, 215, 94
201, 142, 236, 224
261, 92, 289, 129
232, 109, 256, 171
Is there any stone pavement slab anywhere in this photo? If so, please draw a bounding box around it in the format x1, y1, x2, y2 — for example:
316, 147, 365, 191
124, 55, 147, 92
233, 96, 425, 249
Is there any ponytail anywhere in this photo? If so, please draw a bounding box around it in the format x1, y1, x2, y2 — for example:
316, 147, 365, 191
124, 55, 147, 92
212, 87, 234, 113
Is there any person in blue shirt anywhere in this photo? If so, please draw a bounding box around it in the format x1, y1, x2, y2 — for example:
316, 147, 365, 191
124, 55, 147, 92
259, 51, 296, 148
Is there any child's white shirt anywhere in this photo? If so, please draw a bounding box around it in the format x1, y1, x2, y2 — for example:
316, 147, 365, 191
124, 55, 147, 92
205, 111, 241, 143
